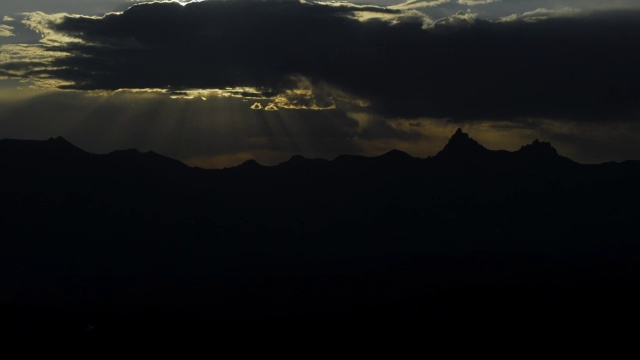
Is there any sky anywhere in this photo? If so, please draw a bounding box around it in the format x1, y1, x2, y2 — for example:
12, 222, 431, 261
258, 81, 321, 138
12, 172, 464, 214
1, 0, 640, 167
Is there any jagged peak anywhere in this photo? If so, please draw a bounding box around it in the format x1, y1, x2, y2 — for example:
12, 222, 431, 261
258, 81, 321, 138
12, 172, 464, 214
518, 139, 558, 157
448, 128, 474, 142
531, 139, 552, 147
436, 128, 487, 158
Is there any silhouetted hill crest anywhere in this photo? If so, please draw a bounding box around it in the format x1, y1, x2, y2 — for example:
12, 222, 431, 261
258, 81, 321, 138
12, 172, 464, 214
288, 155, 307, 163
277, 155, 330, 170
0, 130, 633, 178
377, 149, 414, 160
47, 136, 83, 151
0, 136, 90, 169
237, 159, 263, 169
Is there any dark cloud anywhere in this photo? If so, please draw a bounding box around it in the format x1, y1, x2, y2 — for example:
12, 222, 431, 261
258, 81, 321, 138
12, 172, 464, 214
5, 0, 640, 121
44, 0, 404, 91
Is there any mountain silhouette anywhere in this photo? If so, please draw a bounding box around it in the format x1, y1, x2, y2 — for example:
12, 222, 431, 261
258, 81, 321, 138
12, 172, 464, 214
435, 128, 488, 159
0, 136, 89, 164
0, 130, 577, 179
1, 130, 640, 337
104, 148, 192, 175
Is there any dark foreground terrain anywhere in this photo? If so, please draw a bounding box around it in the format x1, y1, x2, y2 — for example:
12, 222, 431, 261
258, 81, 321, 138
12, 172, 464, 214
1, 129, 639, 341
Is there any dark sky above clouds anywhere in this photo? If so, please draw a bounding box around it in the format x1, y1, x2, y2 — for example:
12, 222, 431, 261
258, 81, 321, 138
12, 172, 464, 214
1, 0, 640, 166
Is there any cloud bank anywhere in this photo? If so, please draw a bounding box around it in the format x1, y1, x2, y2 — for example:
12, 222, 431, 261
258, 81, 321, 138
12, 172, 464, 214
1, 0, 640, 122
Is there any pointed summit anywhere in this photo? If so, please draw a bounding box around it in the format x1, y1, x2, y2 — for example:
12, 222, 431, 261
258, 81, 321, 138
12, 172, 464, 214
435, 128, 487, 159
449, 128, 473, 142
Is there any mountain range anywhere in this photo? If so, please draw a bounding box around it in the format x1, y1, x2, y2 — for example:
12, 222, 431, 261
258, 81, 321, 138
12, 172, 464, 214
1, 129, 639, 338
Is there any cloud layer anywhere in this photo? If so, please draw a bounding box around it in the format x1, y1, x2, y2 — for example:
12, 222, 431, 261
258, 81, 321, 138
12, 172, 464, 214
2, 0, 640, 122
